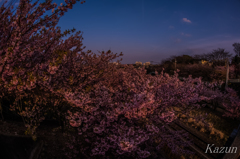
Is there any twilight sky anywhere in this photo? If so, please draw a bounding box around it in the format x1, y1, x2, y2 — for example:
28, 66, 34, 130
3, 0, 240, 64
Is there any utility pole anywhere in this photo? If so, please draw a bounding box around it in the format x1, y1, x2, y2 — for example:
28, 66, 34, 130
225, 58, 229, 89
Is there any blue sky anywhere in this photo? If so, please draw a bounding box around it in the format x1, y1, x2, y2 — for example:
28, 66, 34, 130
2, 0, 240, 64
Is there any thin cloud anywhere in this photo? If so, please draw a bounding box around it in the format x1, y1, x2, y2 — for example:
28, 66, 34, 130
182, 18, 192, 23
180, 32, 191, 37
188, 35, 239, 46
175, 38, 182, 43
169, 25, 174, 29
187, 36, 240, 55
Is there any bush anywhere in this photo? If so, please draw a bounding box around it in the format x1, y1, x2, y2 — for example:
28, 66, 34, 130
176, 63, 215, 82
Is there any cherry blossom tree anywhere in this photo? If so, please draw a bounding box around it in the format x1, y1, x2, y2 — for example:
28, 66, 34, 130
1, 0, 240, 159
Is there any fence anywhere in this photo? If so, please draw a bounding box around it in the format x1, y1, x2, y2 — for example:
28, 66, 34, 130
219, 124, 240, 159
158, 120, 240, 159
229, 79, 240, 83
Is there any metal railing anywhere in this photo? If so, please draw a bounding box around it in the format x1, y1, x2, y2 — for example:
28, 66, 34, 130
229, 79, 240, 83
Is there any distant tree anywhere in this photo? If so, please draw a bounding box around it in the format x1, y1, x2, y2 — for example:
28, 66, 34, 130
160, 55, 175, 65
231, 55, 240, 65
232, 43, 240, 78
233, 43, 240, 57
161, 54, 196, 65
193, 54, 208, 61
209, 48, 232, 66
160, 55, 197, 75
177, 55, 195, 64
194, 48, 232, 66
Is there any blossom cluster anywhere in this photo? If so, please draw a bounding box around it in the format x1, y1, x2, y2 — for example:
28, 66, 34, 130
1, 1, 240, 159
